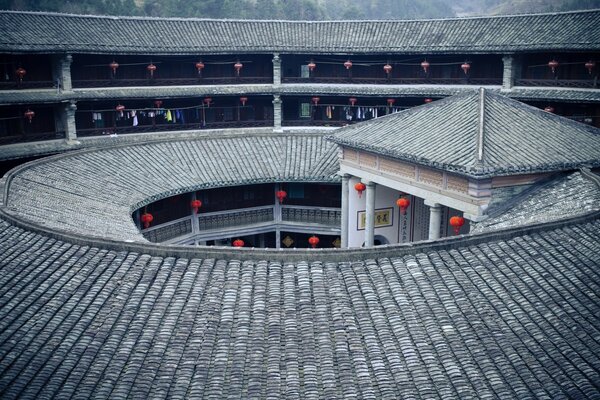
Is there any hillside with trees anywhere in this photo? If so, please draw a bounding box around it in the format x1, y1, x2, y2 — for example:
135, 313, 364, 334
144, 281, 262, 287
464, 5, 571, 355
0, 0, 598, 19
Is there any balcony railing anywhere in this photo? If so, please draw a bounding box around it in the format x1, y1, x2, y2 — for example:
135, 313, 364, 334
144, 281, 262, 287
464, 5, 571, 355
72, 77, 272, 88
0, 131, 65, 145
0, 80, 56, 90
76, 120, 272, 137
142, 217, 193, 243
281, 205, 341, 227
515, 79, 598, 88
198, 206, 275, 231
282, 120, 350, 127
140, 204, 341, 243
282, 77, 502, 85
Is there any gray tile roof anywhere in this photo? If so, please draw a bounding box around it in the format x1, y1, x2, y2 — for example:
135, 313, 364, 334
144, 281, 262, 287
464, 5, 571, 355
1, 9, 599, 54
473, 171, 600, 233
3, 134, 339, 241
327, 89, 600, 178
0, 215, 598, 398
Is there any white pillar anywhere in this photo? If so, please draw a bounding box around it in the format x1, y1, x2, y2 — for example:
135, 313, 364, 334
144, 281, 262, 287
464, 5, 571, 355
273, 94, 282, 133
427, 202, 443, 240
365, 180, 376, 247
53, 54, 72, 92
272, 53, 281, 86
341, 174, 350, 248
502, 54, 519, 90
64, 101, 77, 142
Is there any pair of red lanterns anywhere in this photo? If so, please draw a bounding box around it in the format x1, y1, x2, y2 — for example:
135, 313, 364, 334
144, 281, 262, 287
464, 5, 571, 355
232, 235, 320, 248
140, 199, 202, 229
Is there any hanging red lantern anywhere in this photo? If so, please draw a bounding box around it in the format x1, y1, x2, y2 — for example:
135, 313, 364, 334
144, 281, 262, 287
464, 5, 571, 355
548, 59, 559, 74
191, 199, 202, 213
354, 182, 366, 198
24, 109, 35, 123
203, 97, 212, 107
141, 212, 154, 229
421, 60, 430, 74
396, 197, 410, 215
154, 100, 163, 108
424, 98, 433, 103
461, 62, 471, 75
311, 97, 320, 105
195, 61, 205, 73
308, 235, 320, 248
349, 97, 357, 106
276, 190, 287, 204
240, 96, 248, 106
383, 64, 392, 75
343, 60, 353, 70
232, 238, 244, 247
15, 67, 26, 81
449, 216, 465, 235
109, 60, 119, 75
544, 106, 555, 113
147, 63, 157, 78
585, 60, 596, 75
308, 60, 316, 72
387, 98, 396, 107
234, 61, 243, 76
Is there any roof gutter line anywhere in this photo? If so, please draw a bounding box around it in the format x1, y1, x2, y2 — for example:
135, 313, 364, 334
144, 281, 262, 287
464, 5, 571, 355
477, 87, 486, 163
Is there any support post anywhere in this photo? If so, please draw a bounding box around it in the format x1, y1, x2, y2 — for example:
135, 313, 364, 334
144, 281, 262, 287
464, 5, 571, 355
64, 101, 77, 142
427, 202, 443, 240
53, 54, 72, 92
502, 54, 519, 90
272, 53, 281, 86
341, 174, 350, 248
273, 94, 282, 133
365, 180, 376, 247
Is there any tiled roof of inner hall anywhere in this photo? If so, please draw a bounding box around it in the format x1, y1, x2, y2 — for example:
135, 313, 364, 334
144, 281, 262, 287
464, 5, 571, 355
2, 134, 339, 241
327, 89, 600, 178
0, 9, 599, 54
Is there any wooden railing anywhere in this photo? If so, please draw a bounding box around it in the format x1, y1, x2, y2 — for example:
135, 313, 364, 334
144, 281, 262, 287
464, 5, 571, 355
72, 76, 272, 88
515, 79, 598, 88
0, 131, 65, 145
0, 80, 56, 90
282, 77, 502, 85
281, 205, 341, 227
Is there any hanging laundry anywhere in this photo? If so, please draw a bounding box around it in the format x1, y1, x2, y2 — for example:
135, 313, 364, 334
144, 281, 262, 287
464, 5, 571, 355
166, 109, 172, 122
131, 110, 138, 126
326, 105, 332, 119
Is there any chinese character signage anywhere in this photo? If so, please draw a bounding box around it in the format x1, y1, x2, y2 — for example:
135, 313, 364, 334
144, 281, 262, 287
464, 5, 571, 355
357, 207, 393, 230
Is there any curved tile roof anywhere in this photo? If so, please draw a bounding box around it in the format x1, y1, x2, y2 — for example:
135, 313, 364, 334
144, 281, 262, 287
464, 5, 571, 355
0, 9, 599, 54
0, 216, 598, 398
2, 134, 339, 241
327, 90, 600, 178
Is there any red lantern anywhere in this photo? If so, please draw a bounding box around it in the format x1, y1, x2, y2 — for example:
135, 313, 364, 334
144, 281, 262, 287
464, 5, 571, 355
154, 100, 163, 108
421, 60, 430, 74
383, 64, 392, 75
147, 63, 157, 78
349, 97, 357, 106
461, 62, 471, 75
344, 60, 353, 70
544, 106, 555, 113
195, 61, 205, 73
548, 59, 559, 74
233, 239, 244, 247
240, 96, 248, 106
354, 182, 366, 198
203, 97, 212, 107
234, 61, 243, 76
141, 213, 154, 229
109, 61, 119, 75
24, 109, 35, 123
15, 67, 26, 81
424, 98, 433, 103
387, 98, 395, 107
308, 60, 316, 72
585, 60, 595, 75
308, 235, 320, 248
311, 97, 320, 105
449, 216, 465, 235
276, 190, 287, 204
396, 197, 410, 215
191, 199, 202, 213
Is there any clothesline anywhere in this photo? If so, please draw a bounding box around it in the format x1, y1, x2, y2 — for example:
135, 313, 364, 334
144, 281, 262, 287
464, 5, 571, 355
77, 104, 254, 113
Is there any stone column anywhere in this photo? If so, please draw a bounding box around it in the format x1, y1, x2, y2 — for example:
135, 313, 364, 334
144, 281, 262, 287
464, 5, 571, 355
427, 202, 443, 240
502, 54, 519, 90
191, 192, 200, 235
64, 101, 77, 142
365, 181, 376, 247
53, 54, 73, 92
341, 174, 350, 248
272, 53, 281, 86
273, 94, 283, 133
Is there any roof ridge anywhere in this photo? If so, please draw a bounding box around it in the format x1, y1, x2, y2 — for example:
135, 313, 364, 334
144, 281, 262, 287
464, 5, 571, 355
477, 87, 486, 165
1, 8, 599, 23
